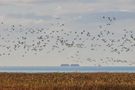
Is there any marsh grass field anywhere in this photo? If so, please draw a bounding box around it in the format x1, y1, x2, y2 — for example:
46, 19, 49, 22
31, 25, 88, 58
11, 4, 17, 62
0, 73, 135, 90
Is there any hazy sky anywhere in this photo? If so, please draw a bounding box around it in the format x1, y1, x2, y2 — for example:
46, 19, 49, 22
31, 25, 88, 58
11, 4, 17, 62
0, 0, 135, 66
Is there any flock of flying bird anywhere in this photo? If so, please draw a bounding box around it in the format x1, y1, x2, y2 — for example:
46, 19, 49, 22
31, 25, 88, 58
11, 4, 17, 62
0, 16, 135, 66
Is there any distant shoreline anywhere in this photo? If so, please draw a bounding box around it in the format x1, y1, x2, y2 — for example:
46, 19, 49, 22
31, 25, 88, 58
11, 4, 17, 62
0, 66, 135, 73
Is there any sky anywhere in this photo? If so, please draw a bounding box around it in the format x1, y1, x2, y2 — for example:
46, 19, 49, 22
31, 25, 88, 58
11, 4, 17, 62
0, 0, 135, 66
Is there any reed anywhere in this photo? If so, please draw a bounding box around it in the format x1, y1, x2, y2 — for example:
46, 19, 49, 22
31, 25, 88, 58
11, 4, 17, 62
0, 73, 135, 90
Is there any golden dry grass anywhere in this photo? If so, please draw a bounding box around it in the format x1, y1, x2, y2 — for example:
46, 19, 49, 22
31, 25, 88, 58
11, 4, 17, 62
0, 73, 135, 90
